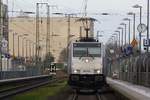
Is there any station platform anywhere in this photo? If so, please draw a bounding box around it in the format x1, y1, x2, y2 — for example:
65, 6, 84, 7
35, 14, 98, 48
107, 77, 150, 100
0, 75, 51, 83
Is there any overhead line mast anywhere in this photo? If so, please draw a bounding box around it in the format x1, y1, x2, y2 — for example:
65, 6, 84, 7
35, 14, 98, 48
84, 0, 88, 17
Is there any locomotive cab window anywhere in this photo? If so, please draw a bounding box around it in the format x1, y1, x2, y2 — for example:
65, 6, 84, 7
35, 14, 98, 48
73, 43, 101, 57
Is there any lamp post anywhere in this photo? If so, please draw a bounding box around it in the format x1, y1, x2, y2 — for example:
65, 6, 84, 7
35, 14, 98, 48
147, 0, 149, 52
118, 27, 124, 46
111, 35, 116, 44
113, 33, 118, 46
120, 23, 127, 45
133, 4, 142, 53
128, 12, 136, 40
115, 31, 121, 47
123, 18, 131, 44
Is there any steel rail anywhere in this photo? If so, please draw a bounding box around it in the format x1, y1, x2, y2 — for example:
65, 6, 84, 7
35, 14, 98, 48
0, 79, 57, 99
96, 93, 103, 100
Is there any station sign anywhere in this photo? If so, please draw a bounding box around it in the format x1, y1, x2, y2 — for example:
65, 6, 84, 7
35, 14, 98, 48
125, 45, 133, 55
1, 53, 11, 59
1, 38, 8, 48
143, 39, 150, 46
131, 39, 138, 47
5, 53, 11, 59
137, 24, 147, 33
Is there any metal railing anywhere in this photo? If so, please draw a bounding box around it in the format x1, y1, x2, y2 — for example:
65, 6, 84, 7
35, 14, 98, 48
119, 72, 150, 87
0, 65, 43, 80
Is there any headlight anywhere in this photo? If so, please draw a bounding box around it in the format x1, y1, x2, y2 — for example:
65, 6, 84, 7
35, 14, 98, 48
74, 70, 77, 73
73, 70, 80, 74
85, 59, 89, 63
94, 70, 101, 74
97, 70, 101, 74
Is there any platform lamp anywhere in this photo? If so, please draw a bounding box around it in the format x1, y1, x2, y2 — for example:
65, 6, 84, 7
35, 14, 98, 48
123, 18, 131, 44
118, 27, 124, 47
128, 12, 136, 40
115, 31, 121, 47
113, 33, 118, 46
120, 23, 127, 45
133, 4, 142, 53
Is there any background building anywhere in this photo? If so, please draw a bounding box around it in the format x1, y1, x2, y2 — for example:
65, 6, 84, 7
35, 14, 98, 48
9, 16, 94, 63
0, 1, 9, 71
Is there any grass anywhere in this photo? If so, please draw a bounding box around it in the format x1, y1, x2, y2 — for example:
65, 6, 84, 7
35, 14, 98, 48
12, 80, 67, 100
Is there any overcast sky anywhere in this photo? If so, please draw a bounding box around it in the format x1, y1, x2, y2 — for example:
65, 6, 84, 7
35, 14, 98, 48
5, 0, 148, 44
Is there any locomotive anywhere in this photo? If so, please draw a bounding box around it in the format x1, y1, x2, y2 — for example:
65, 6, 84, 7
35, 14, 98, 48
67, 37, 106, 90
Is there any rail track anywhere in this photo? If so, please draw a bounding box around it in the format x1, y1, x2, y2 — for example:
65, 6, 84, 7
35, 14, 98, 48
70, 92, 103, 100
0, 76, 58, 99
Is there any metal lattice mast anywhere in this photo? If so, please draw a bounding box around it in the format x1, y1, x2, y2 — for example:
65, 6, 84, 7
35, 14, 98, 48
46, 5, 50, 55
0, 0, 2, 79
36, 3, 40, 64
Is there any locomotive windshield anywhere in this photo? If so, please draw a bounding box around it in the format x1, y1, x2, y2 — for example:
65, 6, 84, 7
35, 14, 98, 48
73, 43, 101, 57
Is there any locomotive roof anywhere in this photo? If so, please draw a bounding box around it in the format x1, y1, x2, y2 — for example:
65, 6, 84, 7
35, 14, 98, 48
76, 37, 98, 42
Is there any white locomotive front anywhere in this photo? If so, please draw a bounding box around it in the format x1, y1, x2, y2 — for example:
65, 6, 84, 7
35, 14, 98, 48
68, 38, 106, 90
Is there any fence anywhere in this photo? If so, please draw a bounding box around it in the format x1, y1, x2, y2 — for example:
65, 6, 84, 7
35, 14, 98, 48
0, 66, 42, 80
